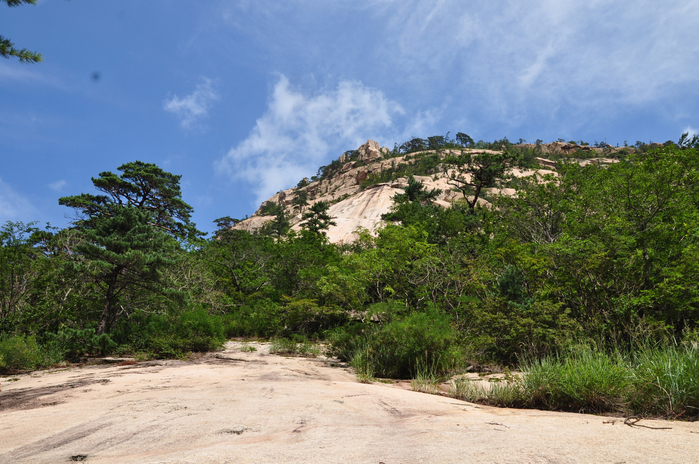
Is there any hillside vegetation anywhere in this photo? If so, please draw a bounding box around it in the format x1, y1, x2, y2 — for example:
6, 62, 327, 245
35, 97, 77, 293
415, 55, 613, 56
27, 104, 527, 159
2, 133, 699, 418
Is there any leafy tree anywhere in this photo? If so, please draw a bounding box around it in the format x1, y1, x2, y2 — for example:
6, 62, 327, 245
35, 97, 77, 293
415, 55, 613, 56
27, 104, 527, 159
204, 229, 274, 301
1, 0, 42, 63
301, 201, 336, 237
59, 162, 200, 334
0, 221, 41, 332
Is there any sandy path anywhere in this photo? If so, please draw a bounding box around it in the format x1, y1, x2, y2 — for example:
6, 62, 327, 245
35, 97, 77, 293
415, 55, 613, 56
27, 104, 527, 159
0, 341, 697, 463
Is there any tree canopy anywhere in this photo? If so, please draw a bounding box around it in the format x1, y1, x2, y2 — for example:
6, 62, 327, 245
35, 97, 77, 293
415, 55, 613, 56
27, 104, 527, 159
59, 161, 202, 242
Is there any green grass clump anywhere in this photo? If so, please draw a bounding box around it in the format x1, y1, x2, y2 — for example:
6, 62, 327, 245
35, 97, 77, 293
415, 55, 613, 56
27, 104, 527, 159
269, 338, 320, 357
522, 348, 632, 413
447, 344, 699, 419
629, 345, 699, 418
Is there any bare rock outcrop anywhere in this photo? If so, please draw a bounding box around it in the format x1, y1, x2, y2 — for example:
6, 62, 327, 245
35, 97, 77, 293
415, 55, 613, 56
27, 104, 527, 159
234, 140, 559, 243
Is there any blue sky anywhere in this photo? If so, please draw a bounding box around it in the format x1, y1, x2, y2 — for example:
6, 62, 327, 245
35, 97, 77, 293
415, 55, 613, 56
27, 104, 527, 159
2, 0, 698, 234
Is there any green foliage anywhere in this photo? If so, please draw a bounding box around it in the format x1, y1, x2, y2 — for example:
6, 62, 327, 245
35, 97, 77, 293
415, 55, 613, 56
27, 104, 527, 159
269, 337, 320, 357
332, 309, 462, 379
0, 221, 42, 332
629, 344, 699, 418
258, 200, 285, 216
118, 309, 226, 358
445, 149, 520, 209
449, 344, 699, 418
59, 161, 201, 242
522, 348, 633, 413
222, 299, 283, 338
301, 201, 336, 236
281, 297, 347, 335
58, 162, 199, 335
44, 328, 117, 360
292, 189, 309, 214
203, 229, 274, 303
0, 334, 44, 372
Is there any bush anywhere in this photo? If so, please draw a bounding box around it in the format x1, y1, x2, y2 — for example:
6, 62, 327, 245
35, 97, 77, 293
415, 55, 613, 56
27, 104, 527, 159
115, 308, 226, 358
222, 299, 283, 338
44, 328, 117, 361
0, 335, 45, 372
462, 297, 577, 365
330, 309, 463, 379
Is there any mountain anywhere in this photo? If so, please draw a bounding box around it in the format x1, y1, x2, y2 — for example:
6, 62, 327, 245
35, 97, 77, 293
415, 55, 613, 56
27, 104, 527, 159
233, 139, 628, 243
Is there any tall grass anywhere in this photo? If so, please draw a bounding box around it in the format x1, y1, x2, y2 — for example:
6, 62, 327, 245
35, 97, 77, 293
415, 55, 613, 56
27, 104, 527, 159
447, 344, 699, 419
629, 345, 699, 418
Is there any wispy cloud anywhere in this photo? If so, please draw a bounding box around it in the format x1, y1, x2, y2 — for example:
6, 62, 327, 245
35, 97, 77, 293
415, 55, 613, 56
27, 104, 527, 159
216, 74, 403, 204
0, 178, 36, 223
48, 180, 66, 192
164, 77, 219, 129
684, 126, 698, 138
218, 1, 699, 132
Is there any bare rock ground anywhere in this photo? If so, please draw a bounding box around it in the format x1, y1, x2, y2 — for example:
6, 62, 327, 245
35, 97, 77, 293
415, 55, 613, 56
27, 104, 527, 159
0, 341, 697, 463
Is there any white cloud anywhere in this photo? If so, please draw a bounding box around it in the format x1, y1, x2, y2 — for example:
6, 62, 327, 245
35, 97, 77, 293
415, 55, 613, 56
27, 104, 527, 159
219, 1, 699, 130
48, 180, 66, 192
164, 77, 219, 129
0, 178, 36, 224
216, 75, 403, 204
684, 126, 698, 138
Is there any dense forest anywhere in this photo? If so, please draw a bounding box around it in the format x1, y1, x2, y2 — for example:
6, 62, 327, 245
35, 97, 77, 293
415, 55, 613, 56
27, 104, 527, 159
2, 133, 699, 418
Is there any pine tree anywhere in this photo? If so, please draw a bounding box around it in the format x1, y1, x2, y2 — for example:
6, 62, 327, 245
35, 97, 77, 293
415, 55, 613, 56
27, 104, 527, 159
1, 1, 43, 63
59, 161, 201, 334
301, 201, 336, 237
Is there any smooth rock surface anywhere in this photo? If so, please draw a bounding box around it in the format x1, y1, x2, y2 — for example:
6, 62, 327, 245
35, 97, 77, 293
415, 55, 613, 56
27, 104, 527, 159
1, 341, 697, 463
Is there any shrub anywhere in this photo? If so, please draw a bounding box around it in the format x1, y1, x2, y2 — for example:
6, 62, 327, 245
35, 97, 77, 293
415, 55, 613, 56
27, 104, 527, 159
331, 309, 463, 379
222, 299, 283, 338
0, 335, 44, 372
44, 328, 117, 361
115, 308, 226, 358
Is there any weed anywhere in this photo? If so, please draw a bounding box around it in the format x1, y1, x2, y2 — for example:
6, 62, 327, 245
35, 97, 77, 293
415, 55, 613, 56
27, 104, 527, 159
240, 343, 257, 353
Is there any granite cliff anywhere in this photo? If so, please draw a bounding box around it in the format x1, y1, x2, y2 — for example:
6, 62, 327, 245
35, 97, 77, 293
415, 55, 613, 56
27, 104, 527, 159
234, 139, 624, 243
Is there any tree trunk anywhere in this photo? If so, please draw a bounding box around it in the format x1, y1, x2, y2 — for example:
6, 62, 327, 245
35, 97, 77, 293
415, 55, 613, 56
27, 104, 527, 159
97, 272, 119, 335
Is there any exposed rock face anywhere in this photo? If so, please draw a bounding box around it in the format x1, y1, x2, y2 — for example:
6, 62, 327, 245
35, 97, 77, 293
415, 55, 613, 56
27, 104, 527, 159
357, 140, 383, 161
235, 140, 555, 243
518, 142, 634, 156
